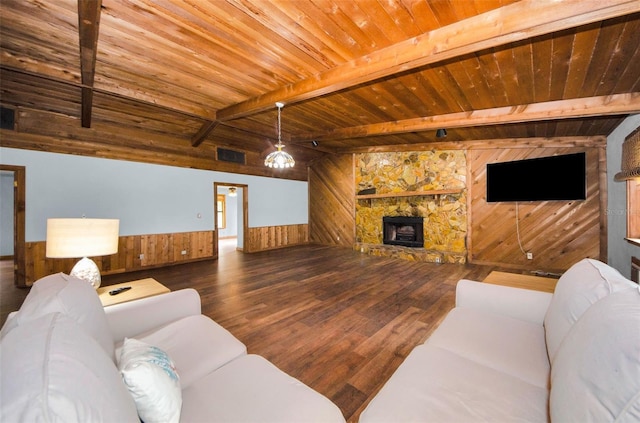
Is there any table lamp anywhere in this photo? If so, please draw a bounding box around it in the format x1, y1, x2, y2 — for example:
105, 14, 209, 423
46, 218, 120, 289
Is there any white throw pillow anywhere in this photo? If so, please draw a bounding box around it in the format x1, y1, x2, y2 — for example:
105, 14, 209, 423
1, 313, 139, 422
118, 337, 182, 423
550, 286, 640, 422
544, 258, 635, 362
4, 272, 115, 359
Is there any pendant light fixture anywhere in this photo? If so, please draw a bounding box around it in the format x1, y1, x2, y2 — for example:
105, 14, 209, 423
264, 102, 295, 169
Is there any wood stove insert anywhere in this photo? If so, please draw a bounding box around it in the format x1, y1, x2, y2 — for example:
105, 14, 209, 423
383, 216, 424, 248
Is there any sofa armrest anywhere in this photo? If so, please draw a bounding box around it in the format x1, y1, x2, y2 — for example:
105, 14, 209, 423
105, 288, 201, 343
455, 279, 553, 324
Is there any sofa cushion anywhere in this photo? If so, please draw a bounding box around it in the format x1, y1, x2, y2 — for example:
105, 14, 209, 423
0, 312, 139, 422
181, 354, 346, 423
3, 272, 115, 359
118, 337, 182, 423
544, 258, 635, 362
122, 314, 247, 389
359, 344, 548, 423
426, 307, 550, 388
550, 287, 640, 422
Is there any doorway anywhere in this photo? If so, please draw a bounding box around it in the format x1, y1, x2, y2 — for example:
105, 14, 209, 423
0, 165, 26, 287
214, 183, 248, 256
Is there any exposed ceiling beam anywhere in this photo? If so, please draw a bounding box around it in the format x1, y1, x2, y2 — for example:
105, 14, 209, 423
293, 93, 640, 142
215, 0, 640, 122
340, 136, 607, 154
191, 120, 219, 147
77, 0, 102, 128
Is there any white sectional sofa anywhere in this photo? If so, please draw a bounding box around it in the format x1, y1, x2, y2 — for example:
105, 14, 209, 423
0, 273, 345, 423
360, 258, 640, 422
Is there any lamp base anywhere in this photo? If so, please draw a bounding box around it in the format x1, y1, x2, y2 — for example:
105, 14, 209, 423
70, 257, 102, 289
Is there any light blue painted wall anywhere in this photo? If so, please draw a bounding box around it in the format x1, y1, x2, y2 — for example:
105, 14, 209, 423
0, 148, 308, 242
606, 114, 640, 279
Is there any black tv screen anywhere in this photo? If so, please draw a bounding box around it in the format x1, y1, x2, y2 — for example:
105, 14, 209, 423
486, 153, 586, 202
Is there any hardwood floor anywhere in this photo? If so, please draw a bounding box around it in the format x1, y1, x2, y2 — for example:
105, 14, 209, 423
1, 244, 496, 422
0, 260, 29, 325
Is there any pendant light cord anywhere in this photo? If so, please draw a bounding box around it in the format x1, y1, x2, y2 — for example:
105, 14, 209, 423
276, 102, 283, 146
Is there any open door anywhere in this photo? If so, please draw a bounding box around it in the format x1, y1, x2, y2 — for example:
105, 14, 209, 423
214, 182, 248, 255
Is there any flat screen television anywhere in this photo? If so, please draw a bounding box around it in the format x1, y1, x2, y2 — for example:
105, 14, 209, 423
486, 152, 586, 202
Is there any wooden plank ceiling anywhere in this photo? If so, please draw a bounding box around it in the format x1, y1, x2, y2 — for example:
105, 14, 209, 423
1, 0, 639, 180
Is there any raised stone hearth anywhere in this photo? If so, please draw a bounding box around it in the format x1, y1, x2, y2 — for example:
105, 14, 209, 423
355, 243, 466, 264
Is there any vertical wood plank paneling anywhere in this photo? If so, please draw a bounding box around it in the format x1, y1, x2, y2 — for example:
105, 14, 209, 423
25, 230, 215, 285
308, 154, 355, 247
468, 147, 603, 272
245, 224, 309, 253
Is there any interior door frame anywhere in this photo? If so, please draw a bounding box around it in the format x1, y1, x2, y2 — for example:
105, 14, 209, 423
1, 164, 26, 287
213, 182, 248, 254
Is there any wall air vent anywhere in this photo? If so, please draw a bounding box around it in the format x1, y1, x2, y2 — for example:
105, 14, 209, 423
0, 107, 15, 130
217, 148, 245, 164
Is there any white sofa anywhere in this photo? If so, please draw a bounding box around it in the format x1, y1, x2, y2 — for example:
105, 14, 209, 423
360, 258, 640, 422
0, 273, 345, 423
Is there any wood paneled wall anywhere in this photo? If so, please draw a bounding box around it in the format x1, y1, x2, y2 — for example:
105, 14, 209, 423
25, 230, 215, 285
1, 108, 309, 181
468, 147, 605, 272
308, 154, 355, 247
245, 224, 309, 253
307, 141, 606, 272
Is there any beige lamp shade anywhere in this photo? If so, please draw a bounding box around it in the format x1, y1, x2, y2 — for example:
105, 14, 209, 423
46, 218, 120, 258
46, 218, 119, 289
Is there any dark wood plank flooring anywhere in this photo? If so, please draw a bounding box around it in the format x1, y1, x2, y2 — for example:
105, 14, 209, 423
1, 244, 496, 422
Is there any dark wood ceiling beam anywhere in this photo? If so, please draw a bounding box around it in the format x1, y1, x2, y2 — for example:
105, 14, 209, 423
216, 0, 640, 122
340, 136, 607, 154
191, 120, 219, 147
293, 93, 640, 142
77, 0, 102, 128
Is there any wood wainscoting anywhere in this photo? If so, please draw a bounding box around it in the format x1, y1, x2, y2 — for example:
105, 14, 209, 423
24, 225, 309, 285
245, 224, 309, 253
24, 230, 216, 285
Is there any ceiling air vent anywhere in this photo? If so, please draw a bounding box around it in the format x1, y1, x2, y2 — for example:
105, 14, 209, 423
0, 107, 15, 130
217, 148, 245, 164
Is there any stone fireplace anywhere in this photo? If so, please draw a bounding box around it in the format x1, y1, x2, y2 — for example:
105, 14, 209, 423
355, 150, 468, 263
383, 216, 424, 248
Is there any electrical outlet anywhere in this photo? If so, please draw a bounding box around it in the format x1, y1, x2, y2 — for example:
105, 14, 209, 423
139, 254, 144, 260
181, 250, 188, 255
526, 252, 533, 260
